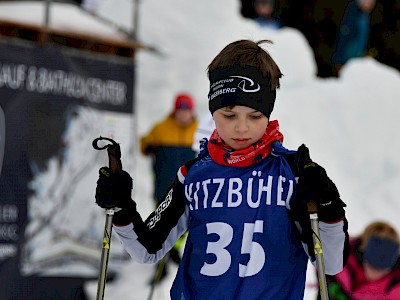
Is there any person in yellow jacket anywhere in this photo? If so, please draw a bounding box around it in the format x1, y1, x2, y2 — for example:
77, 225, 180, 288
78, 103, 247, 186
141, 93, 198, 205
140, 93, 198, 284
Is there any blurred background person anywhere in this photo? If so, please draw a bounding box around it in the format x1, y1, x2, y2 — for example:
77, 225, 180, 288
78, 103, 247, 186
332, 0, 377, 74
240, 0, 400, 77
140, 93, 198, 283
326, 220, 400, 299
253, 0, 282, 30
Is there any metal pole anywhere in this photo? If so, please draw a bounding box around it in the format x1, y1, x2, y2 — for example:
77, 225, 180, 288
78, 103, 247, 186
147, 254, 169, 300
132, 0, 140, 40
93, 137, 122, 300
308, 202, 329, 300
96, 209, 114, 300
44, 0, 51, 28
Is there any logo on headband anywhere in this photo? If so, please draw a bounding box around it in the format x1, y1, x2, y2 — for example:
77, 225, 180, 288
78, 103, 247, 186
208, 75, 261, 100
230, 76, 260, 93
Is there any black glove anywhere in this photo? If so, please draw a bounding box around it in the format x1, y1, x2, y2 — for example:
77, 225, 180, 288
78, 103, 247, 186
95, 166, 133, 208
293, 144, 346, 223
96, 167, 138, 226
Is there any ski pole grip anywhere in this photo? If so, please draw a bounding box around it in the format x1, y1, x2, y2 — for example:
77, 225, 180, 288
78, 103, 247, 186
107, 143, 122, 174
92, 136, 122, 173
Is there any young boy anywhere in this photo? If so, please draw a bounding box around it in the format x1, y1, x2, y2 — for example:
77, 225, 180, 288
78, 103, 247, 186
95, 39, 349, 299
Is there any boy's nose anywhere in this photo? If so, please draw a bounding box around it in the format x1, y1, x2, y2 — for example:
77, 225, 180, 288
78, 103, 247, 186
235, 120, 249, 132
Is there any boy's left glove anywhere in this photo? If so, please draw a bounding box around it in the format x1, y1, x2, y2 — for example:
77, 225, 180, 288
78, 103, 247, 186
289, 144, 346, 260
292, 144, 346, 223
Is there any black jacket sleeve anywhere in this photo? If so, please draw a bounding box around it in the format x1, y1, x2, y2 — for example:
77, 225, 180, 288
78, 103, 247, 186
112, 157, 200, 263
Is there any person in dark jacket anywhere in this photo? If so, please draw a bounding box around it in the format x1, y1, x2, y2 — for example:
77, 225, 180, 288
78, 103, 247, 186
332, 0, 376, 74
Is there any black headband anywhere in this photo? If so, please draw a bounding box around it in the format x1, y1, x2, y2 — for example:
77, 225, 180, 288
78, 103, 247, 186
208, 65, 276, 117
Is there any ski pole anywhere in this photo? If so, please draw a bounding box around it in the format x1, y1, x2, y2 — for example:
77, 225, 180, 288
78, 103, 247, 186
147, 254, 169, 300
308, 200, 329, 300
93, 136, 123, 300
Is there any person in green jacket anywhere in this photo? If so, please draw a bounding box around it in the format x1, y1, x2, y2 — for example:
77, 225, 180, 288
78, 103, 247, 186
140, 93, 198, 283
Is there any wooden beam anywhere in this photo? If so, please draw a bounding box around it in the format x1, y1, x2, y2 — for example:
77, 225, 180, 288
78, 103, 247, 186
0, 19, 144, 59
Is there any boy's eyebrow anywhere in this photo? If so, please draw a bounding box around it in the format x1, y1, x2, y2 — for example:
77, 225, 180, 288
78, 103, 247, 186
221, 107, 261, 114
221, 107, 234, 111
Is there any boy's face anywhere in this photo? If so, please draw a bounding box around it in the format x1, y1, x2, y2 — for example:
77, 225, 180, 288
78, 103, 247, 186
213, 105, 269, 150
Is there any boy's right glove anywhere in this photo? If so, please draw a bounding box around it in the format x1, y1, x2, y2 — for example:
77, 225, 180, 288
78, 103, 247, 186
95, 166, 139, 226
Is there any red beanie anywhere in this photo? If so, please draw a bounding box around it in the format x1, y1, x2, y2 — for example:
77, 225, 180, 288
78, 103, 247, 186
175, 93, 195, 111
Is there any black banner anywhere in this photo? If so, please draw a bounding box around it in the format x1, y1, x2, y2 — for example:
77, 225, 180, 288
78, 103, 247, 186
0, 38, 135, 299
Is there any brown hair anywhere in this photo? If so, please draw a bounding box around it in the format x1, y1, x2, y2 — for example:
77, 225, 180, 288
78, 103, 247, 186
360, 221, 400, 250
207, 40, 282, 90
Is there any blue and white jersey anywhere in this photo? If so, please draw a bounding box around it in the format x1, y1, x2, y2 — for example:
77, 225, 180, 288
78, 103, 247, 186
112, 142, 348, 300
171, 142, 308, 299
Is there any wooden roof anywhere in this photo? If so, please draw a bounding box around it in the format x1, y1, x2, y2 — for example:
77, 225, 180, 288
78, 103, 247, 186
0, 19, 144, 59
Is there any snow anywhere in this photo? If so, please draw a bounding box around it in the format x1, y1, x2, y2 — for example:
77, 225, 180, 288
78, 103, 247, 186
2, 0, 400, 299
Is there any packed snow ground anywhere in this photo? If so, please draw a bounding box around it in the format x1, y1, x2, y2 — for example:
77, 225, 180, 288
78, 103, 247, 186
2, 0, 400, 299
